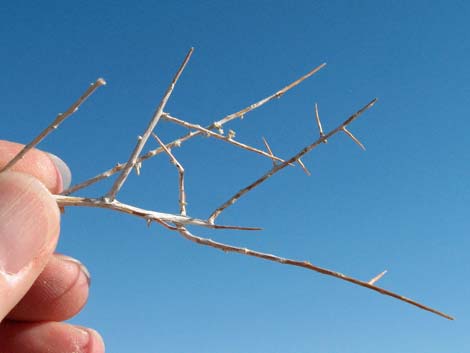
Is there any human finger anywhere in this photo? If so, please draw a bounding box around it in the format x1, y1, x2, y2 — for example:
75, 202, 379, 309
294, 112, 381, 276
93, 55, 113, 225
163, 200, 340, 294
0, 321, 104, 353
0, 172, 60, 320
7, 253, 90, 322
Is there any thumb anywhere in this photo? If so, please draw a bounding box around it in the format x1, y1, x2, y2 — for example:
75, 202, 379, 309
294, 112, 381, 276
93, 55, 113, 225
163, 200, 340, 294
0, 172, 60, 320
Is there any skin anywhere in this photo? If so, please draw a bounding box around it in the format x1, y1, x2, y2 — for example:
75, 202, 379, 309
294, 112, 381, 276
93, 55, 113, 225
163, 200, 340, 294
0, 140, 104, 353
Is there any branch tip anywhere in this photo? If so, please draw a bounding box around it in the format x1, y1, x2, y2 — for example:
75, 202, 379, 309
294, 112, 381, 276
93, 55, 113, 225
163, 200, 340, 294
0, 77, 105, 174
106, 49, 193, 201
96, 78, 107, 86
176, 226, 453, 320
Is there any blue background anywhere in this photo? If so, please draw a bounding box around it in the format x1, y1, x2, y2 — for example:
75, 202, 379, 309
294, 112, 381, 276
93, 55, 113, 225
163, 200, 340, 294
1, 1, 469, 352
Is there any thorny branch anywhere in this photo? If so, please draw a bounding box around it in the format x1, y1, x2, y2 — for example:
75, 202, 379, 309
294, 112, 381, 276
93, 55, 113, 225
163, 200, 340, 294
161, 113, 287, 163
0, 78, 106, 173
106, 48, 194, 201
152, 133, 187, 216
175, 226, 453, 320
207, 99, 377, 224
2, 50, 453, 321
61, 62, 327, 195
53, 195, 260, 231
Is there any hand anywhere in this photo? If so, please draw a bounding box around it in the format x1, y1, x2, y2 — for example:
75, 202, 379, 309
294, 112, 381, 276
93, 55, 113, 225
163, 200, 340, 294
0, 140, 104, 353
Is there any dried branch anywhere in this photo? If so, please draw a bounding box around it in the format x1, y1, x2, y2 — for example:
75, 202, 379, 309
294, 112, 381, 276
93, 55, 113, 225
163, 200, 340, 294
216, 62, 326, 126
162, 113, 286, 163
54, 195, 260, 231
0, 78, 106, 173
62, 63, 326, 195
176, 226, 453, 320
105, 48, 194, 201
63, 162, 126, 195
208, 99, 377, 224
153, 134, 187, 216
24, 52, 451, 321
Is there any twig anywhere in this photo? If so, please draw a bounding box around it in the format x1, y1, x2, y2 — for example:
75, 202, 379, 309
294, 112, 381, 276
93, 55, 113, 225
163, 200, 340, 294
63, 63, 326, 195
216, 62, 326, 126
105, 48, 194, 201
153, 134, 187, 216
54, 195, 260, 231
208, 99, 377, 224
176, 226, 453, 320
63, 162, 126, 195
162, 114, 286, 163
0, 78, 106, 173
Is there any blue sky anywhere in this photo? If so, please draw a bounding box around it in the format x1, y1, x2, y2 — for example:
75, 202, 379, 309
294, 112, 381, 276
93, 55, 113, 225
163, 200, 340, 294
1, 1, 469, 352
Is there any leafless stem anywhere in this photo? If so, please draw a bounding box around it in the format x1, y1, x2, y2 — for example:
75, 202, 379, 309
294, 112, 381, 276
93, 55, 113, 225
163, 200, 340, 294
54, 195, 260, 231
208, 99, 377, 224
0, 78, 106, 173
63, 63, 326, 195
162, 114, 286, 163
153, 134, 187, 216
105, 48, 194, 201
176, 226, 453, 320
216, 62, 326, 126
63, 162, 126, 195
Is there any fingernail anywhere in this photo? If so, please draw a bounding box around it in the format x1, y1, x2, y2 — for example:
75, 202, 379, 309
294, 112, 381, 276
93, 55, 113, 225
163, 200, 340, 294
76, 327, 105, 353
74, 327, 91, 352
87, 329, 106, 352
48, 153, 72, 190
56, 254, 91, 285
0, 173, 59, 274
